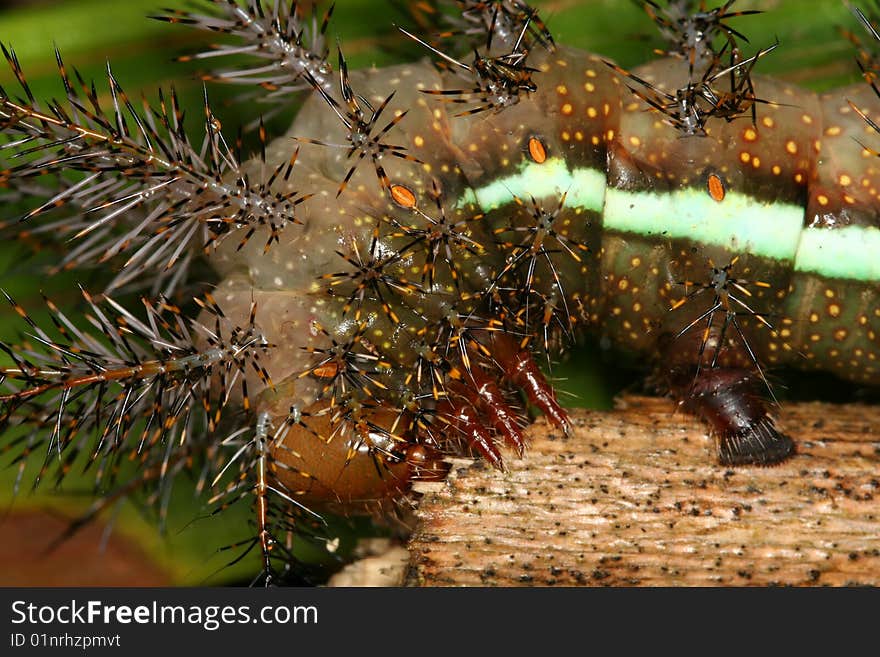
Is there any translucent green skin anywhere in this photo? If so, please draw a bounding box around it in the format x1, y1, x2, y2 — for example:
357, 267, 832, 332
206, 44, 880, 437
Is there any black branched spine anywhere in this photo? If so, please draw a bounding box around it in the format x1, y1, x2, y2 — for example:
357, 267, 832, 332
0, 45, 309, 295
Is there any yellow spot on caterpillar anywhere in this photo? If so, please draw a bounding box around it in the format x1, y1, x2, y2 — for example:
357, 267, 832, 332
828, 303, 841, 317
629, 136, 641, 147
587, 106, 598, 118
740, 152, 750, 163
839, 174, 852, 186
817, 194, 829, 206
785, 140, 798, 155
825, 125, 842, 136
772, 165, 781, 175
586, 69, 597, 77
795, 172, 804, 184
752, 156, 761, 168
834, 328, 848, 341
743, 128, 758, 142
414, 135, 425, 147
557, 84, 568, 95
584, 82, 595, 92
801, 114, 813, 125
762, 116, 774, 128
562, 103, 573, 115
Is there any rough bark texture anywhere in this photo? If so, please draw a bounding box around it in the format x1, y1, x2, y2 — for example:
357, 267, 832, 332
405, 396, 880, 586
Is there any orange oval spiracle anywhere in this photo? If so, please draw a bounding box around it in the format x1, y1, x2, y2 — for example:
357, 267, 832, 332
707, 173, 726, 202
309, 362, 339, 379
527, 136, 547, 163
390, 183, 417, 208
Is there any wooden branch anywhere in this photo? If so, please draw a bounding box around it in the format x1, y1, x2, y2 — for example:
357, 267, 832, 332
405, 396, 880, 586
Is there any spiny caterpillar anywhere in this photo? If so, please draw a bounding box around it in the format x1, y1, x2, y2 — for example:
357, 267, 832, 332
1, 0, 879, 585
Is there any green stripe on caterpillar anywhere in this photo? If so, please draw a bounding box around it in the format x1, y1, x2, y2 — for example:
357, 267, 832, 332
0, 0, 878, 584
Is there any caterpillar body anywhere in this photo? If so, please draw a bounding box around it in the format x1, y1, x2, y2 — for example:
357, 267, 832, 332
1, 0, 879, 584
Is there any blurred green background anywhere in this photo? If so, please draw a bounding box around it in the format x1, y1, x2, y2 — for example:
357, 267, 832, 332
0, 0, 869, 585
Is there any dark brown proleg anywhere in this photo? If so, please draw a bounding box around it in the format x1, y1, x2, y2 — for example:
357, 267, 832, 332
661, 328, 795, 466
672, 367, 794, 465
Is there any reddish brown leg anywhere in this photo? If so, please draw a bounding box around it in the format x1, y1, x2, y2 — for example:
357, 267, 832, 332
489, 334, 571, 435
402, 443, 450, 483
468, 366, 527, 456
436, 389, 504, 469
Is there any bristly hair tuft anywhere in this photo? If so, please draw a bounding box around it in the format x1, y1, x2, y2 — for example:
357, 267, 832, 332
156, 0, 336, 101
0, 44, 310, 296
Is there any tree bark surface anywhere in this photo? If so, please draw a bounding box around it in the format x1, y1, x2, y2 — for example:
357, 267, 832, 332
405, 396, 880, 586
